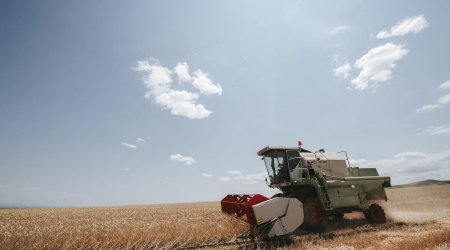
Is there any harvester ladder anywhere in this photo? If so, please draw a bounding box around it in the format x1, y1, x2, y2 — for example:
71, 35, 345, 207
317, 178, 332, 210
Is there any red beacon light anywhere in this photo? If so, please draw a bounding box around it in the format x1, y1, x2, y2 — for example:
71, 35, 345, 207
298, 140, 302, 148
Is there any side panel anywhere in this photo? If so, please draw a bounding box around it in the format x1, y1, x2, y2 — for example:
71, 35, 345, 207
350, 167, 379, 177
328, 185, 363, 207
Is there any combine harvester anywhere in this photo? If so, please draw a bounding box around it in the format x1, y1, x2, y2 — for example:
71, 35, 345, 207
221, 142, 391, 238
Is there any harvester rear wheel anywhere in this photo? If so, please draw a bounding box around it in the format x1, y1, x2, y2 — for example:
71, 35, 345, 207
364, 204, 386, 223
303, 197, 327, 231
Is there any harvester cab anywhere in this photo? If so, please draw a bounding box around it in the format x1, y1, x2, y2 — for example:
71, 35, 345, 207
221, 143, 391, 238
260, 145, 313, 187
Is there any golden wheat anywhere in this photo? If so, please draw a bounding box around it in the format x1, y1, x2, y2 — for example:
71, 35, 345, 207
1, 185, 449, 249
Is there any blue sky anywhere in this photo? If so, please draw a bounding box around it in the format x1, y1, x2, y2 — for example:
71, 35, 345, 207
1, 1, 449, 207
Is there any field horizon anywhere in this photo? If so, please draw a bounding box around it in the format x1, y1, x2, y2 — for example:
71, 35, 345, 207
2, 178, 448, 210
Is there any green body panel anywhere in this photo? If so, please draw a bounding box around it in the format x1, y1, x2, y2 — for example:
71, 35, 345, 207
258, 146, 391, 213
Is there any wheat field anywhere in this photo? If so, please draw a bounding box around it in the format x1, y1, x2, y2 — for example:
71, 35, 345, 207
1, 185, 449, 249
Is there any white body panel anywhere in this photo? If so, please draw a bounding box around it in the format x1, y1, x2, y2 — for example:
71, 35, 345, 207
300, 152, 350, 177
252, 197, 304, 237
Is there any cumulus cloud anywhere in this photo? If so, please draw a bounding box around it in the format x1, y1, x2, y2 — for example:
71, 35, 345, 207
174, 62, 191, 82
121, 142, 137, 149
154, 90, 211, 119
169, 154, 197, 165
439, 80, 450, 90
362, 150, 450, 184
134, 59, 221, 119
376, 15, 429, 39
333, 63, 352, 79
201, 173, 212, 177
227, 170, 242, 175
330, 25, 350, 35
192, 70, 222, 95
350, 43, 408, 91
422, 126, 450, 136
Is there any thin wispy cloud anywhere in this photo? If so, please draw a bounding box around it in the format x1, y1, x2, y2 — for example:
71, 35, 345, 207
201, 173, 212, 177
416, 81, 450, 113
421, 126, 450, 136
169, 154, 197, 165
438, 93, 450, 104
376, 15, 428, 39
358, 150, 450, 184
134, 59, 222, 119
121, 138, 146, 149
439, 80, 450, 90
333, 63, 352, 79
121, 142, 137, 149
330, 25, 350, 35
416, 104, 442, 113
350, 43, 408, 91
227, 170, 242, 175
135, 137, 146, 145
218, 172, 267, 184
233, 172, 267, 184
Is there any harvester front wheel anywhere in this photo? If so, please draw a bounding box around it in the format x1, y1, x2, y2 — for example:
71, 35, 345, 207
303, 197, 327, 231
364, 204, 386, 223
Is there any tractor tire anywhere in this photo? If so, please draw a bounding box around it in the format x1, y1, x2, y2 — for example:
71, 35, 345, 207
364, 204, 386, 223
303, 197, 327, 232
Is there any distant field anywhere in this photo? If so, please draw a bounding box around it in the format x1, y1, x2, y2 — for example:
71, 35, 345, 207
1, 185, 449, 249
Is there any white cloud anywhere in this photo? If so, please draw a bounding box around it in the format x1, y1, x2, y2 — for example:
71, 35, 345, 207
219, 177, 231, 181
121, 142, 137, 149
439, 80, 450, 90
333, 63, 352, 79
227, 170, 242, 175
135, 59, 221, 119
416, 82, 450, 113
351, 43, 408, 91
135, 60, 172, 96
174, 62, 191, 82
201, 173, 212, 178
376, 15, 429, 39
192, 70, 222, 95
154, 90, 211, 119
169, 154, 197, 165
330, 25, 350, 35
438, 93, 450, 104
415, 104, 442, 113
135, 137, 146, 145
422, 126, 450, 136
363, 150, 450, 184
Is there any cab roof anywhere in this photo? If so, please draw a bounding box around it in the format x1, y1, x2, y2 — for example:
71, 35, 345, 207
257, 146, 312, 156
